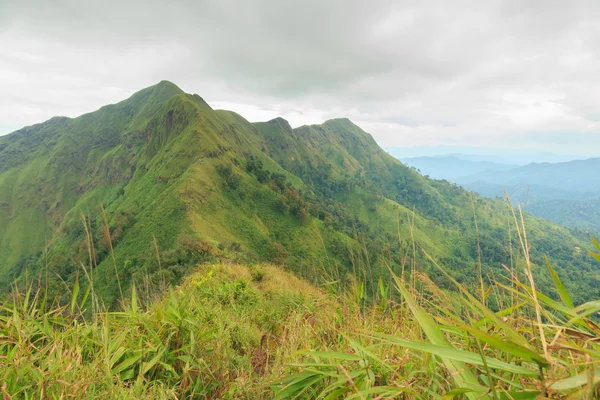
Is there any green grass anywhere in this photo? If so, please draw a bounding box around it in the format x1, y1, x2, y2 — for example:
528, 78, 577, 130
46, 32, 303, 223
3, 233, 600, 399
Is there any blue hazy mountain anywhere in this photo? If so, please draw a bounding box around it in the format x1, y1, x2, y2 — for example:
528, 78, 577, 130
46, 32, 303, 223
385, 146, 588, 165
392, 153, 600, 233
402, 155, 517, 181
460, 158, 600, 194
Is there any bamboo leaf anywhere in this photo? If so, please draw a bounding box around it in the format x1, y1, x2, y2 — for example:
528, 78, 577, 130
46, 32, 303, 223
370, 332, 538, 376
420, 246, 532, 349
545, 257, 574, 308
346, 386, 417, 399
452, 320, 548, 367
70, 273, 80, 314
393, 275, 486, 398
273, 372, 325, 400
550, 369, 600, 391
308, 351, 363, 361
112, 352, 142, 376
591, 237, 600, 253
473, 302, 526, 329
80, 283, 92, 311
497, 391, 541, 400
141, 348, 166, 376
443, 388, 476, 399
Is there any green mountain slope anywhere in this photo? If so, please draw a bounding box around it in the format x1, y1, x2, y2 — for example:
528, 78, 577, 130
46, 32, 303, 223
1, 82, 598, 306
528, 196, 600, 233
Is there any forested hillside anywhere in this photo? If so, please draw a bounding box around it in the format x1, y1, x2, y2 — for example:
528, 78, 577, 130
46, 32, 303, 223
1, 81, 598, 307
401, 155, 600, 233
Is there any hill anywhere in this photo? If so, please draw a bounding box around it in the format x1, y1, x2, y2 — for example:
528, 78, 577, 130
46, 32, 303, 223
402, 155, 517, 181
397, 155, 600, 233
4, 258, 599, 398
460, 157, 600, 193
458, 159, 600, 232
0, 81, 599, 307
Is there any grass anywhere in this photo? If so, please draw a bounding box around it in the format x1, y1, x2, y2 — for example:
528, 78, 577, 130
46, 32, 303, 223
0, 264, 335, 398
2, 228, 600, 398
275, 208, 600, 399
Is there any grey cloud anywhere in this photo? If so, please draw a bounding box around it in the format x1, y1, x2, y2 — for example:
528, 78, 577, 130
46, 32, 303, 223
1, 0, 600, 155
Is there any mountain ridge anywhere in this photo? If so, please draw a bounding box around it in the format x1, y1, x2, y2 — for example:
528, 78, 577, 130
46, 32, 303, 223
1, 81, 598, 307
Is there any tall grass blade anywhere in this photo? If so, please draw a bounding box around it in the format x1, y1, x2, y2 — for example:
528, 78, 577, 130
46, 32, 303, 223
545, 256, 574, 309
70, 273, 80, 314
370, 332, 538, 376
392, 274, 486, 398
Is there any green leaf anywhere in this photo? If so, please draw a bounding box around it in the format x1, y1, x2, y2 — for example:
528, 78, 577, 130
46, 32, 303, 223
370, 332, 538, 376
112, 352, 142, 376
307, 351, 362, 362
591, 236, 600, 252
472, 302, 526, 329
452, 320, 548, 367
80, 283, 92, 311
497, 391, 541, 400
393, 275, 486, 398
273, 372, 325, 400
443, 388, 476, 399
545, 257, 574, 309
421, 246, 532, 349
70, 273, 80, 314
588, 237, 600, 263
588, 250, 600, 263
120, 368, 136, 381
141, 348, 166, 376
550, 369, 600, 391
346, 386, 417, 399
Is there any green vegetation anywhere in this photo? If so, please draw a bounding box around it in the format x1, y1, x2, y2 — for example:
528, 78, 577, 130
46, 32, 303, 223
1, 264, 333, 398
529, 196, 600, 233
1, 81, 600, 397
0, 80, 599, 308
2, 232, 600, 398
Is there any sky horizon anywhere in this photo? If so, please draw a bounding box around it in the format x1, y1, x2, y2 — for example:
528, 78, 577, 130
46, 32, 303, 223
2, 1, 600, 158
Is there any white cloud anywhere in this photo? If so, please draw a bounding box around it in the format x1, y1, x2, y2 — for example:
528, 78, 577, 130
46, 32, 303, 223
1, 0, 600, 156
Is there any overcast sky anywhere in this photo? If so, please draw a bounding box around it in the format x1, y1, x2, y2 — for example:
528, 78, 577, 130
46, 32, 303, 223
2, 0, 600, 156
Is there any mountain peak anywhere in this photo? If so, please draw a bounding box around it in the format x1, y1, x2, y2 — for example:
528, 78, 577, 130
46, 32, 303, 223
152, 80, 184, 93
145, 80, 185, 101
323, 117, 356, 128
267, 117, 292, 132
108, 80, 187, 123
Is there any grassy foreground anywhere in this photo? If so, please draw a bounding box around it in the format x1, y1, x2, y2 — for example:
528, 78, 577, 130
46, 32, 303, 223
2, 240, 600, 398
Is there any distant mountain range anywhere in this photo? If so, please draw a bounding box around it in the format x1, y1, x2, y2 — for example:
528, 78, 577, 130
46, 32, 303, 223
386, 146, 588, 165
400, 155, 600, 233
402, 155, 517, 181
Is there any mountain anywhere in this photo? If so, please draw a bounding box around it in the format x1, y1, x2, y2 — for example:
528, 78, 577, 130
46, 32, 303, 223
528, 196, 600, 232
402, 155, 517, 181
458, 159, 600, 232
1, 81, 598, 307
460, 158, 600, 194
385, 146, 586, 164
395, 155, 600, 232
